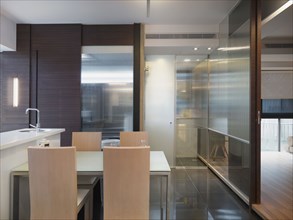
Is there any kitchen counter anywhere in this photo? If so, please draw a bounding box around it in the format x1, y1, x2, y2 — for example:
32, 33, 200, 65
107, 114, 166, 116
0, 128, 65, 220
0, 128, 65, 150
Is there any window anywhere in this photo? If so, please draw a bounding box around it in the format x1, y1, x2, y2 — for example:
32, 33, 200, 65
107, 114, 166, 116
81, 46, 133, 139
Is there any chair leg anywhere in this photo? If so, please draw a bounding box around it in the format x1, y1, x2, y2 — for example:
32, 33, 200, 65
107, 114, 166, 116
78, 185, 94, 220
93, 180, 102, 220
100, 178, 104, 206
84, 199, 91, 220
213, 145, 219, 160
77, 197, 91, 220
222, 145, 228, 158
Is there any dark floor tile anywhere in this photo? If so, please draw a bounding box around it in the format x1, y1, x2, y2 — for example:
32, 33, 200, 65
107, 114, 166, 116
199, 193, 243, 210
175, 195, 207, 210
173, 168, 191, 179
208, 208, 260, 220
175, 208, 209, 220
177, 157, 206, 167
175, 179, 199, 196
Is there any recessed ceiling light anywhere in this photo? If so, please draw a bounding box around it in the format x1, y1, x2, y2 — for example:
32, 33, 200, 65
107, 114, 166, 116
208, 47, 212, 50
193, 47, 198, 51
184, 58, 191, 62
196, 59, 200, 61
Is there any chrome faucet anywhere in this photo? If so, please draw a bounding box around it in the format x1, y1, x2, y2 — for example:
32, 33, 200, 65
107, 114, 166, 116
25, 108, 40, 132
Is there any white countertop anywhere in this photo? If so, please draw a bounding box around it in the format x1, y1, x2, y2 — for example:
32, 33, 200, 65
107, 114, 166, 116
0, 128, 65, 151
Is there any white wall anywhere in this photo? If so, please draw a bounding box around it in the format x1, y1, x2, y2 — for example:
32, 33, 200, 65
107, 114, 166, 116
262, 70, 293, 99
0, 14, 16, 52
144, 55, 175, 166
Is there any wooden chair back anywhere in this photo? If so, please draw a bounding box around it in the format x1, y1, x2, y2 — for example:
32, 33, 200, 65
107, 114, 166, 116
103, 146, 150, 220
28, 147, 77, 220
119, 131, 149, 146
72, 132, 101, 151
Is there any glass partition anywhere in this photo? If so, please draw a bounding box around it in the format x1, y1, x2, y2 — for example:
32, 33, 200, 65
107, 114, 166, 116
175, 55, 208, 167
196, 0, 252, 202
81, 46, 133, 139
209, 17, 250, 141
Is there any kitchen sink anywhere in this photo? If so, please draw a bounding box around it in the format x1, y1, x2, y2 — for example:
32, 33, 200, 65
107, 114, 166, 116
19, 129, 48, 132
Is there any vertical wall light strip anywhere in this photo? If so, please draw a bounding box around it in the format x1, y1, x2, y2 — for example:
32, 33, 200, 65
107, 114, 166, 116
13, 77, 19, 107
147, 0, 150, 17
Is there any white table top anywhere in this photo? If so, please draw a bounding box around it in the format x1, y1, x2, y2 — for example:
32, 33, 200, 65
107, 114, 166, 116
12, 151, 171, 174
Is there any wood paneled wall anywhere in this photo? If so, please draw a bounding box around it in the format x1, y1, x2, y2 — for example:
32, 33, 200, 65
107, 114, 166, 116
82, 25, 134, 45
0, 25, 31, 132
30, 24, 82, 145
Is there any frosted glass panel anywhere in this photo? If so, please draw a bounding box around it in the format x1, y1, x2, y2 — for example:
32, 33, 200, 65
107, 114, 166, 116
145, 55, 175, 166
209, 17, 250, 141
197, 0, 252, 200
193, 60, 209, 128
175, 56, 208, 162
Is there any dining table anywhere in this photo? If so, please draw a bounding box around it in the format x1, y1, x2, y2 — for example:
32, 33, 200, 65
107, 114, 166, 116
10, 150, 171, 220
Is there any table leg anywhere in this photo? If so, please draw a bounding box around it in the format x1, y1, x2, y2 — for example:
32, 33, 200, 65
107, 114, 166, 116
160, 176, 163, 220
10, 174, 19, 220
165, 175, 169, 220
159, 175, 169, 220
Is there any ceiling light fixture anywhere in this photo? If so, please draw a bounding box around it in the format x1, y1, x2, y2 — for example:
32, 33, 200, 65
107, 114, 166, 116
194, 47, 198, 51
184, 59, 191, 62
208, 47, 212, 50
217, 46, 250, 51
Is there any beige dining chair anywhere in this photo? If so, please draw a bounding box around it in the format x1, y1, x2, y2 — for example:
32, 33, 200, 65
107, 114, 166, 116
103, 146, 150, 220
28, 146, 90, 220
72, 131, 102, 219
119, 131, 149, 146
72, 132, 102, 151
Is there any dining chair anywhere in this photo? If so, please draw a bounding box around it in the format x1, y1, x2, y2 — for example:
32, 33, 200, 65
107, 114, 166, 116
103, 146, 150, 220
28, 146, 90, 220
119, 131, 149, 146
72, 131, 102, 219
72, 132, 102, 151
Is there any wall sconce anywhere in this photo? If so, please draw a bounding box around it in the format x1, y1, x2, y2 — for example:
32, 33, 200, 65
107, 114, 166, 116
13, 77, 19, 107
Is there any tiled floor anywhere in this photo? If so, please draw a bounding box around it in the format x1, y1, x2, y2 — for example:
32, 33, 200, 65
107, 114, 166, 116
149, 168, 261, 220
95, 167, 261, 220
176, 157, 206, 167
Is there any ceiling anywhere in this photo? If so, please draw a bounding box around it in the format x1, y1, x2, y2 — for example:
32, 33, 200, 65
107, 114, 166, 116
1, 0, 292, 59
1, 0, 240, 56
0, 0, 238, 25
262, 3, 293, 39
